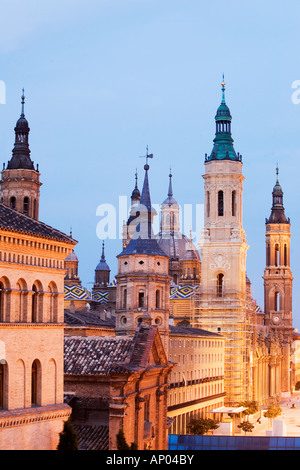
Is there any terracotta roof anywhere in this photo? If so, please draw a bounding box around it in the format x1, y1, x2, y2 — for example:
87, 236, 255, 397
64, 325, 169, 376
64, 336, 133, 375
73, 424, 109, 450
0, 203, 75, 243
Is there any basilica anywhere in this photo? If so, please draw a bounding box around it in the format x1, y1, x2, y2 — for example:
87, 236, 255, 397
0, 81, 298, 450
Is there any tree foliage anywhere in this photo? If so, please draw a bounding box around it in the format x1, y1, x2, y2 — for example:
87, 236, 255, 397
237, 421, 254, 435
187, 418, 219, 435
57, 418, 79, 450
237, 401, 259, 417
263, 404, 282, 420
116, 429, 138, 450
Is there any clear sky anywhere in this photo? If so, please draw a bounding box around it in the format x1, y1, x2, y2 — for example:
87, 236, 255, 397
0, 0, 300, 328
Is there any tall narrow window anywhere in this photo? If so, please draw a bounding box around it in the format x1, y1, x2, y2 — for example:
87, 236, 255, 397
10, 197, 16, 209
33, 199, 37, 219
23, 197, 29, 216
0, 363, 4, 409
31, 360, 38, 405
217, 274, 224, 297
31, 285, 38, 322
206, 191, 210, 218
218, 191, 224, 216
231, 191, 236, 216
275, 291, 280, 311
156, 289, 160, 309
266, 244, 270, 267
284, 244, 287, 266
138, 291, 144, 308
0, 282, 4, 322
123, 289, 127, 308
275, 244, 279, 267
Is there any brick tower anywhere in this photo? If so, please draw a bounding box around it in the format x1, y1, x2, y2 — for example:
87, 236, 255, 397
263, 168, 293, 341
0, 91, 42, 220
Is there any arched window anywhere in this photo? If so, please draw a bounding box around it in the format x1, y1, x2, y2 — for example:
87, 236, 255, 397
31, 285, 38, 322
31, 360, 38, 405
231, 191, 236, 216
23, 197, 29, 216
275, 292, 280, 311
275, 244, 279, 267
217, 273, 224, 297
156, 289, 160, 309
10, 197, 16, 209
218, 191, 224, 217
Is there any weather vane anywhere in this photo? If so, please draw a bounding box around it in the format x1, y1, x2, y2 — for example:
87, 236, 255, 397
139, 145, 153, 167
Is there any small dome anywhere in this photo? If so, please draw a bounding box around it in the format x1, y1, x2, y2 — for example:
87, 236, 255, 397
15, 115, 29, 132
65, 250, 78, 262
215, 102, 231, 121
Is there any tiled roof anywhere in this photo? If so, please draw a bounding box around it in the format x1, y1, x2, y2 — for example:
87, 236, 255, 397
73, 424, 109, 450
0, 203, 75, 243
170, 324, 223, 338
64, 310, 115, 328
64, 326, 168, 376
64, 336, 133, 375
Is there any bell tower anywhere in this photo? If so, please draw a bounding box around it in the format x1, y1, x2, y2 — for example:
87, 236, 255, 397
0, 90, 42, 220
263, 168, 293, 340
197, 78, 250, 405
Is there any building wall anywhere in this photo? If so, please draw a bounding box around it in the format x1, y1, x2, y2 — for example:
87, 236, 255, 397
0, 228, 74, 450
168, 330, 225, 434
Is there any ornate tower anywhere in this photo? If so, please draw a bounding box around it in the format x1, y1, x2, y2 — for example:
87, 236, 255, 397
197, 79, 250, 405
0, 91, 42, 220
94, 241, 111, 288
157, 172, 200, 285
263, 168, 293, 341
122, 171, 141, 249
115, 160, 171, 355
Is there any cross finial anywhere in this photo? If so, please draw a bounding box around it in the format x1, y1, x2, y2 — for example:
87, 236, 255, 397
21, 88, 25, 116
139, 145, 153, 170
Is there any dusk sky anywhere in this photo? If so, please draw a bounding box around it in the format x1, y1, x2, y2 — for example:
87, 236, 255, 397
1, 0, 300, 328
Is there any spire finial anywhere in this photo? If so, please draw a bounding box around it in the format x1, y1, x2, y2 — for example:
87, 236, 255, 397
276, 164, 279, 183
168, 167, 173, 197
135, 168, 138, 189
139, 146, 153, 170
21, 88, 25, 117
101, 240, 105, 260
221, 74, 226, 103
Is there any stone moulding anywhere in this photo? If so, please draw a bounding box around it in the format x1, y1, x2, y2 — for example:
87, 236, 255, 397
0, 403, 71, 428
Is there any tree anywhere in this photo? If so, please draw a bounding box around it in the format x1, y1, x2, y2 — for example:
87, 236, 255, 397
187, 418, 219, 435
263, 404, 282, 428
57, 418, 79, 450
237, 401, 258, 419
116, 429, 137, 450
237, 421, 254, 435
263, 404, 282, 420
